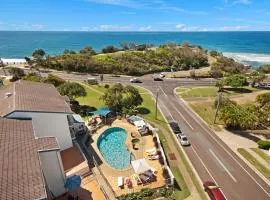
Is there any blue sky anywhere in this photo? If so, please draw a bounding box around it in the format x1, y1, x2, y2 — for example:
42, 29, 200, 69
0, 0, 270, 31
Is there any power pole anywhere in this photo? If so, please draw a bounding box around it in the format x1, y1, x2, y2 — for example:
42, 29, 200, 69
155, 88, 160, 120
214, 92, 223, 124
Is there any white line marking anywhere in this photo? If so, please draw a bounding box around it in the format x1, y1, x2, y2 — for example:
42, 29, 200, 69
158, 99, 175, 121
191, 146, 229, 200
159, 86, 168, 98
174, 92, 270, 198
159, 86, 194, 130
209, 149, 237, 183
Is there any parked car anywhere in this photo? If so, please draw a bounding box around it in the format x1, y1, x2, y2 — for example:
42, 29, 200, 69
168, 121, 182, 134
177, 134, 190, 146
159, 72, 166, 78
203, 181, 226, 200
130, 78, 142, 83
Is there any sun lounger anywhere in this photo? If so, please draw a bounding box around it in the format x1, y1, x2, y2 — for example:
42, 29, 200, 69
118, 176, 124, 188
148, 155, 159, 160
139, 174, 150, 183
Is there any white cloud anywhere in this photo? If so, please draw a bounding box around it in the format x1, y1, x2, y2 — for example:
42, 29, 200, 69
98, 24, 132, 31
87, 0, 207, 15
139, 25, 152, 31
175, 24, 185, 29
80, 26, 91, 31
233, 0, 252, 5
175, 24, 199, 31
10, 22, 45, 30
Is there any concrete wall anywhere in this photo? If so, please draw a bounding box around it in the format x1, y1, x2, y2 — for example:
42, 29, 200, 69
39, 150, 66, 198
7, 111, 73, 150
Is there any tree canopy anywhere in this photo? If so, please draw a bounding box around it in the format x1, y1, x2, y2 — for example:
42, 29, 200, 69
101, 83, 143, 114
57, 82, 86, 100
225, 74, 247, 88
258, 64, 270, 74
8, 67, 25, 80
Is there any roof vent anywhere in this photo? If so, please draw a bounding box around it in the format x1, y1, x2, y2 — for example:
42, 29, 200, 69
5, 92, 12, 98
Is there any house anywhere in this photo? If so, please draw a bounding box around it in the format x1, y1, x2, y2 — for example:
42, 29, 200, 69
0, 80, 86, 150
0, 80, 90, 199
0, 58, 27, 65
0, 118, 66, 199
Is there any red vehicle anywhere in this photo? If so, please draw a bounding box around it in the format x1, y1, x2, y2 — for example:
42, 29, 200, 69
203, 181, 226, 200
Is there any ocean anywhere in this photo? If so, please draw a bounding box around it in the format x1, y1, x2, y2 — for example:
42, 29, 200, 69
1, 31, 270, 67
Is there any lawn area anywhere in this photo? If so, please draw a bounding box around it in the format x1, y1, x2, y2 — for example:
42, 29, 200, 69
76, 83, 105, 109
76, 82, 207, 200
251, 148, 270, 164
178, 86, 262, 99
238, 148, 270, 181
181, 87, 218, 98
189, 102, 223, 132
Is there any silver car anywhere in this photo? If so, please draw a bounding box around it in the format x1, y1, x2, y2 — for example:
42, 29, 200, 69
177, 134, 190, 146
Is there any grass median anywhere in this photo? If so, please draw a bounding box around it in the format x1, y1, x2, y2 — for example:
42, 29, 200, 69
238, 148, 270, 181
251, 148, 270, 164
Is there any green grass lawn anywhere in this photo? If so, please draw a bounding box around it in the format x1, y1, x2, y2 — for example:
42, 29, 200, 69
76, 84, 105, 109
251, 148, 270, 164
189, 102, 223, 131
178, 86, 262, 99
238, 148, 270, 181
176, 87, 189, 93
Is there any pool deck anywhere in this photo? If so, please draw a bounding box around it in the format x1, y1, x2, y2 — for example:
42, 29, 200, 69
90, 119, 166, 197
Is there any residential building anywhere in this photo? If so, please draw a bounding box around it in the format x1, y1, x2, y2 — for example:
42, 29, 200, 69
0, 118, 65, 199
0, 80, 86, 150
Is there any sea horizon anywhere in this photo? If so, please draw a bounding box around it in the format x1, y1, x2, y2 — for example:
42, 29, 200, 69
1, 31, 270, 67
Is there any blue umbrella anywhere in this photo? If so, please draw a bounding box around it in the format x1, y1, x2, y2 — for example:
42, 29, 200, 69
64, 175, 82, 192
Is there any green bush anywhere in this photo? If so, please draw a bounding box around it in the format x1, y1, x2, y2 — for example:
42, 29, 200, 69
44, 74, 66, 87
257, 140, 270, 150
22, 73, 43, 82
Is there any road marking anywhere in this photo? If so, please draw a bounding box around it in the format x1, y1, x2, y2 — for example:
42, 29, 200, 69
174, 92, 270, 198
158, 99, 175, 121
209, 149, 237, 183
158, 86, 168, 98
191, 146, 229, 200
159, 86, 194, 130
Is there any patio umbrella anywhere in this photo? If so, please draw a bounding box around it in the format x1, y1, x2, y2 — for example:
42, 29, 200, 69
64, 175, 82, 192
131, 159, 151, 174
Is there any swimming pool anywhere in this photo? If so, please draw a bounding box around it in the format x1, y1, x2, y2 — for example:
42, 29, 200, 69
97, 127, 135, 169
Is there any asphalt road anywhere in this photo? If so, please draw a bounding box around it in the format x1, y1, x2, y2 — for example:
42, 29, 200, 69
54, 72, 270, 200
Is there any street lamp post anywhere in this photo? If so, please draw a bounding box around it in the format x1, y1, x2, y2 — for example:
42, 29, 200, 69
155, 88, 160, 120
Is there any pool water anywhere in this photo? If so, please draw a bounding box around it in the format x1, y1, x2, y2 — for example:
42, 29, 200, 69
97, 127, 135, 169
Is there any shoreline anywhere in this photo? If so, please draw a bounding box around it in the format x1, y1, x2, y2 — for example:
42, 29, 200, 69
2, 52, 270, 67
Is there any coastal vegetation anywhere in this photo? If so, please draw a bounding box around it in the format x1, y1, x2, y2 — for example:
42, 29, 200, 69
24, 43, 211, 76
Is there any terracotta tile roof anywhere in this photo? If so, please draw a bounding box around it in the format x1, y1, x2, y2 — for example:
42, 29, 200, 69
0, 80, 72, 117
0, 118, 59, 200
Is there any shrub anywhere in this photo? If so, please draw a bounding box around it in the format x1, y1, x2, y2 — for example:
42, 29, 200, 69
104, 84, 110, 89
22, 73, 43, 82
257, 140, 270, 150
44, 74, 66, 87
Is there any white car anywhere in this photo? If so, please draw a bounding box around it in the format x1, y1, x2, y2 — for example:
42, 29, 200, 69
177, 134, 190, 146
130, 78, 142, 83
159, 73, 165, 78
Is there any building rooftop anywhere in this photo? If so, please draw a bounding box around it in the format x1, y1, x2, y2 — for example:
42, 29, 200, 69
0, 80, 72, 117
0, 118, 59, 200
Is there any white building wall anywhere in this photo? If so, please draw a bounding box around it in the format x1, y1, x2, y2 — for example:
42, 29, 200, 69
39, 150, 66, 198
7, 111, 73, 150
